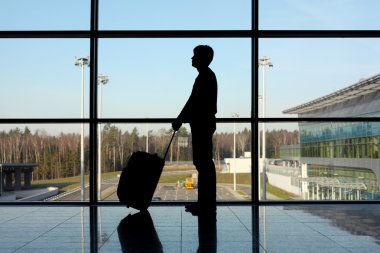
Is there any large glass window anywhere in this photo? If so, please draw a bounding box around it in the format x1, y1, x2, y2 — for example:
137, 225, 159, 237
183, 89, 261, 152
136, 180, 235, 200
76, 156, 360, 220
0, 39, 90, 118
99, 0, 251, 30
96, 123, 251, 202
0, 1, 90, 30
0, 124, 89, 201
264, 122, 380, 201
98, 39, 251, 118
260, 0, 380, 30
259, 38, 380, 118
2, 0, 380, 205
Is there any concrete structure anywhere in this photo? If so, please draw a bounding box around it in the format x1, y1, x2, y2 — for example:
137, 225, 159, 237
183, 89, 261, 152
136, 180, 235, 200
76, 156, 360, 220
0, 163, 38, 194
16, 187, 58, 201
283, 72, 380, 199
265, 162, 301, 196
224, 152, 251, 173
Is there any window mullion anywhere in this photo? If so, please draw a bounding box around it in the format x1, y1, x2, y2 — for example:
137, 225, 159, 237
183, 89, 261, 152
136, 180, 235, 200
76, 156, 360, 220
89, 0, 99, 252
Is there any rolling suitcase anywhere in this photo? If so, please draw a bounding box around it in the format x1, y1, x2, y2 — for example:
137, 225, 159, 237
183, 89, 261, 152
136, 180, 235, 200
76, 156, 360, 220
117, 131, 175, 210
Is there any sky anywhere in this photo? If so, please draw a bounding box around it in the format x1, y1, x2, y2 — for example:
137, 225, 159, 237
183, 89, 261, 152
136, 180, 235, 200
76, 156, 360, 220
1, 0, 380, 135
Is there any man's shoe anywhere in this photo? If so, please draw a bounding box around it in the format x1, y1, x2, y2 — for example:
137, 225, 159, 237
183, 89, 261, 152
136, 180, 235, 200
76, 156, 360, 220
185, 203, 199, 212
188, 205, 217, 218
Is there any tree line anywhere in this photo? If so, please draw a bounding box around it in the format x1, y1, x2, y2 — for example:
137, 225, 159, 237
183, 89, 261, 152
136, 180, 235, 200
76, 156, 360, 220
0, 125, 298, 180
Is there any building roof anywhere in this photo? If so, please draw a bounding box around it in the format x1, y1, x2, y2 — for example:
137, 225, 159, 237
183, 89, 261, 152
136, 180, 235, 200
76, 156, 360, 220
283, 72, 380, 114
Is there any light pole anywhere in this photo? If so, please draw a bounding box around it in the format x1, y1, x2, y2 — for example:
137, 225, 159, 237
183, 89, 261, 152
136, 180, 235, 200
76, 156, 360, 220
75, 57, 89, 201
0, 165, 2, 196
97, 74, 109, 200
259, 56, 273, 200
232, 112, 239, 191
258, 95, 262, 199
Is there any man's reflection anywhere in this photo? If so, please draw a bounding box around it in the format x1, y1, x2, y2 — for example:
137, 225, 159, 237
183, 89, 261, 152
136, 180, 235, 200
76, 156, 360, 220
118, 211, 163, 253
197, 214, 217, 253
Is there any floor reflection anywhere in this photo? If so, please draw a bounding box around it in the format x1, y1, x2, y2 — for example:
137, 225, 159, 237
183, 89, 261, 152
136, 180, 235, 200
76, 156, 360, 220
197, 215, 217, 253
118, 211, 163, 253
7, 206, 380, 252
285, 205, 380, 244
117, 210, 220, 253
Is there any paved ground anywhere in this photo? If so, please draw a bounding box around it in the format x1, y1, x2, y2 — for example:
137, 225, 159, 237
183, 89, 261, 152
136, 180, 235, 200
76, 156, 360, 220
104, 183, 251, 201
47, 178, 289, 202
50, 177, 252, 202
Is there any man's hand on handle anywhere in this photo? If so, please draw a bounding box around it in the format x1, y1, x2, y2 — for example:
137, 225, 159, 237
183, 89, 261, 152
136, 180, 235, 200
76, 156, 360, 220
172, 119, 182, 131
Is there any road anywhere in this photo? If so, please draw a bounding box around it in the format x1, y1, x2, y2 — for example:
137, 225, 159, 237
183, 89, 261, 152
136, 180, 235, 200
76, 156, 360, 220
103, 182, 251, 201
48, 178, 251, 202
47, 178, 118, 201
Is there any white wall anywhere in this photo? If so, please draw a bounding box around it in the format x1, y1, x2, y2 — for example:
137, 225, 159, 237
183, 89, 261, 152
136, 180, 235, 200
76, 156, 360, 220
266, 172, 300, 196
224, 158, 251, 173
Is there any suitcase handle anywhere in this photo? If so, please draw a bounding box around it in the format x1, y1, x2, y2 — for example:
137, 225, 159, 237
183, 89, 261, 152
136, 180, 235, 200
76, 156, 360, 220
163, 131, 176, 160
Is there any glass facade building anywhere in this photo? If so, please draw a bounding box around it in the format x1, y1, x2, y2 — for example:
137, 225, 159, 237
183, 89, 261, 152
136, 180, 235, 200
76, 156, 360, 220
300, 122, 380, 159
284, 73, 380, 199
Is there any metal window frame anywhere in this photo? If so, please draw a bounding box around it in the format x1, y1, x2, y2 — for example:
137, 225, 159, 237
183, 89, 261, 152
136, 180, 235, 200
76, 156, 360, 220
0, 0, 379, 208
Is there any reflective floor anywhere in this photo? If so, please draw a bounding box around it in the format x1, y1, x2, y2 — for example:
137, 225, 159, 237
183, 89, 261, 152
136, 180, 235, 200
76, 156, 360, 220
1, 205, 380, 252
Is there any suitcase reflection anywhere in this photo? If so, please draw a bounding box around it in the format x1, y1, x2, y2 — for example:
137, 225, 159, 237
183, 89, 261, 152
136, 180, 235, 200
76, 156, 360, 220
118, 211, 163, 253
118, 210, 217, 253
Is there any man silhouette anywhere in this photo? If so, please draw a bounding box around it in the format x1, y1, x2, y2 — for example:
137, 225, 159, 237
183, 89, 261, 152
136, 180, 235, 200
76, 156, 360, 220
172, 45, 217, 217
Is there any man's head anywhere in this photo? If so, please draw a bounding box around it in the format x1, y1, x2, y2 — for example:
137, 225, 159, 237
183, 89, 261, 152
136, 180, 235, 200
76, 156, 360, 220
192, 45, 214, 68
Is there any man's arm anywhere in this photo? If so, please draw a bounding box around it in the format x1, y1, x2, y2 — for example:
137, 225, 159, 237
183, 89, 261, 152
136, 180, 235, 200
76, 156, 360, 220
172, 94, 194, 131
172, 70, 217, 131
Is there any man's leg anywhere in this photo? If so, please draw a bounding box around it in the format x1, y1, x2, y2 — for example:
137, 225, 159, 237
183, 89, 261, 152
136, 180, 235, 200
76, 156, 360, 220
197, 159, 216, 213
188, 125, 216, 215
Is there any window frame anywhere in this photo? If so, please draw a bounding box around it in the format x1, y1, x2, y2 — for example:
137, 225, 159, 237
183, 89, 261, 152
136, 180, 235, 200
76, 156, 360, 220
0, 0, 379, 207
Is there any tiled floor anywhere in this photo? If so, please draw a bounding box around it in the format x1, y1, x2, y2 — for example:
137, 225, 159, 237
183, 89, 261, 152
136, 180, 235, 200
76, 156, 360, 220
1, 205, 380, 252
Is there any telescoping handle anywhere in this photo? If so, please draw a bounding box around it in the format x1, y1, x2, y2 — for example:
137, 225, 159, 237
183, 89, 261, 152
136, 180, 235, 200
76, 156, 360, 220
163, 131, 176, 160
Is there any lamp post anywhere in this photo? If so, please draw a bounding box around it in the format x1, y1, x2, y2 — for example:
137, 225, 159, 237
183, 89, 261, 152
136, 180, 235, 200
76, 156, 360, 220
0, 165, 2, 196
232, 112, 239, 191
97, 74, 109, 200
258, 95, 262, 199
75, 57, 89, 201
259, 56, 273, 200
